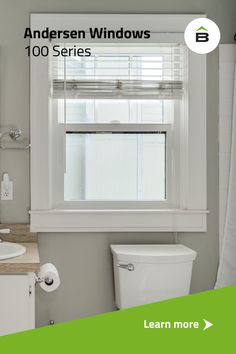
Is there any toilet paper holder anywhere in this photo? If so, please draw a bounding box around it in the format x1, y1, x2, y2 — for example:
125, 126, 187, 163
34, 263, 60, 292
34, 274, 54, 286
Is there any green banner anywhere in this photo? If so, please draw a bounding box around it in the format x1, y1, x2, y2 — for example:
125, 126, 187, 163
1, 285, 235, 353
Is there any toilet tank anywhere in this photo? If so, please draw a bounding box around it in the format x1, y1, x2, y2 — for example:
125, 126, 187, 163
110, 244, 197, 309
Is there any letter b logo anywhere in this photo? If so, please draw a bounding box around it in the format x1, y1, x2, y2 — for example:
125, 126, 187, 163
184, 18, 220, 54
196, 33, 209, 42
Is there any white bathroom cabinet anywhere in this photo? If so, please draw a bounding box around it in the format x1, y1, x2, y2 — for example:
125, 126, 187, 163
0, 273, 35, 335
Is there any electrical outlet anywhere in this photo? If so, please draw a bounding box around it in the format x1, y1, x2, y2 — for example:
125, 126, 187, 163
1, 173, 13, 200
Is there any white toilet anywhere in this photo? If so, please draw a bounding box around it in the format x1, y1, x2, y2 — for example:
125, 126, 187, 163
110, 244, 197, 309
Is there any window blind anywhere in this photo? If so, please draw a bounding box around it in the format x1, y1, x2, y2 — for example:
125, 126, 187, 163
52, 44, 185, 100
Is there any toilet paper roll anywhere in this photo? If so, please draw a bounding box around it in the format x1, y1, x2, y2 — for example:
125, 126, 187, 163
39, 263, 60, 292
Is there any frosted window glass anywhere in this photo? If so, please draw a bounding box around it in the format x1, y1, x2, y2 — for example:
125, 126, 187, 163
64, 133, 166, 201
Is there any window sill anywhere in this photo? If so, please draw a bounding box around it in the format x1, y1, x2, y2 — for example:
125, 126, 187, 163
29, 209, 208, 232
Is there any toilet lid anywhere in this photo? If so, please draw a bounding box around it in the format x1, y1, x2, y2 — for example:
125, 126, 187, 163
110, 244, 197, 263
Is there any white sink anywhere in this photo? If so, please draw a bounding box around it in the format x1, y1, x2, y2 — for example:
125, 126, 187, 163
0, 242, 26, 260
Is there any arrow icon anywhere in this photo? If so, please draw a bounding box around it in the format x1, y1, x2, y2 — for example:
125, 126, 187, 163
203, 319, 213, 331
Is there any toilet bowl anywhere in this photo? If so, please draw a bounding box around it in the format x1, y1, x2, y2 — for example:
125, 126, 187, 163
110, 244, 197, 309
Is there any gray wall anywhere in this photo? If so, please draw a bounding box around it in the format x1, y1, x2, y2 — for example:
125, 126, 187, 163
0, 0, 235, 327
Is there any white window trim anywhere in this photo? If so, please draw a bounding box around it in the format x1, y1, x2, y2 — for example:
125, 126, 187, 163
30, 14, 207, 232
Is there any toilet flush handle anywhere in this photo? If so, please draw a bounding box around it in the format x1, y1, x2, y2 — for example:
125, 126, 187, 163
117, 263, 135, 271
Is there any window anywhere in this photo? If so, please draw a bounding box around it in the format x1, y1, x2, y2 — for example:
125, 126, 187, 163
52, 44, 183, 204
30, 14, 207, 232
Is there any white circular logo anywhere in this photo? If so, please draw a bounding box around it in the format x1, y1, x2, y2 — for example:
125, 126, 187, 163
184, 18, 220, 54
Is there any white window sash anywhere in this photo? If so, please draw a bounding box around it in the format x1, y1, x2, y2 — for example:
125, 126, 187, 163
54, 123, 173, 207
